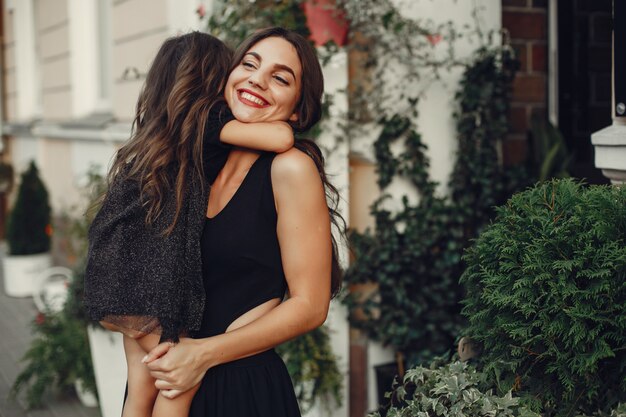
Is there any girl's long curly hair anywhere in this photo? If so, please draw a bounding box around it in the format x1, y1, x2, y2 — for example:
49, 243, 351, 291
101, 32, 232, 235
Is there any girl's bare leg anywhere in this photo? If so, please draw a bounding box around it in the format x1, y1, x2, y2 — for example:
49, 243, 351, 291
122, 334, 160, 417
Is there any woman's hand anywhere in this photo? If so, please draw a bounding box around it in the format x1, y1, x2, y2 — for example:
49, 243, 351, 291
143, 337, 210, 398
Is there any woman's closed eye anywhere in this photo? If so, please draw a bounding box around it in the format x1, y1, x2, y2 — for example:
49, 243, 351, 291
273, 75, 289, 85
242, 61, 257, 70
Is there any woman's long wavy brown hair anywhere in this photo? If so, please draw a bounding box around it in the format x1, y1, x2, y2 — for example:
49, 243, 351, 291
100, 32, 232, 235
233, 28, 346, 297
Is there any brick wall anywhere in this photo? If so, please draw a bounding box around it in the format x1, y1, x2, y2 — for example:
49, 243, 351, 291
501, 0, 548, 166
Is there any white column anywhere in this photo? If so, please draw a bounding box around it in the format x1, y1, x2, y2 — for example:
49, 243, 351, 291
68, 0, 99, 117
11, 0, 40, 120
306, 50, 350, 417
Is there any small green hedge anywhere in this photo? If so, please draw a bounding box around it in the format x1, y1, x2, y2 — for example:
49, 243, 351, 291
371, 361, 540, 417
461, 179, 626, 415
6, 161, 51, 255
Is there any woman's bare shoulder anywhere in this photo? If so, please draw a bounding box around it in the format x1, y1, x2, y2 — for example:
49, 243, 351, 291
270, 147, 320, 184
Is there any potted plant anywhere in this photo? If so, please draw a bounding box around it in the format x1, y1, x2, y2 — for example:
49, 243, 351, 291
461, 179, 626, 415
65, 166, 127, 417
303, 0, 349, 47
9, 307, 97, 409
3, 161, 52, 297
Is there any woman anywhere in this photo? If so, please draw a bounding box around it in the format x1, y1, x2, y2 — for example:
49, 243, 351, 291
141, 27, 343, 416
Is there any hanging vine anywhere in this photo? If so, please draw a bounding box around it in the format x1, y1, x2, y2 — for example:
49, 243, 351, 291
343, 40, 527, 367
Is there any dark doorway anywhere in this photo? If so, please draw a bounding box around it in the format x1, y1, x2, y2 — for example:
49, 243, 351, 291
557, 0, 612, 184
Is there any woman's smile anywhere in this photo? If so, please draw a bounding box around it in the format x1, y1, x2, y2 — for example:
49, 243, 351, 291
237, 88, 270, 108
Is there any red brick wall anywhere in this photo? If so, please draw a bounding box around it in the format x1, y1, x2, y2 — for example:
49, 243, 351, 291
502, 0, 548, 166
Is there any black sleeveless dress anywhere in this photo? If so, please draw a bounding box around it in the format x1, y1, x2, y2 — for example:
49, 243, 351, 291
189, 151, 302, 417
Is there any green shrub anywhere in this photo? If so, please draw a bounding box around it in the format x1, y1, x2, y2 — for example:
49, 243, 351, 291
577, 403, 626, 417
371, 361, 540, 417
277, 325, 343, 413
461, 179, 626, 415
10, 309, 96, 408
6, 161, 51, 255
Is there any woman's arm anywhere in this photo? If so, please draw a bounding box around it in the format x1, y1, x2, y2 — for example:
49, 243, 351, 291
220, 120, 294, 153
143, 148, 332, 397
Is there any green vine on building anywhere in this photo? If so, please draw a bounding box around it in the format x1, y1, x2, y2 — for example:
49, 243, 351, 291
343, 43, 527, 367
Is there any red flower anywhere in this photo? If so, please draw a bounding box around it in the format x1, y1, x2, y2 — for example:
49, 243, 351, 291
45, 224, 53, 236
426, 34, 442, 46
196, 4, 206, 19
35, 312, 46, 325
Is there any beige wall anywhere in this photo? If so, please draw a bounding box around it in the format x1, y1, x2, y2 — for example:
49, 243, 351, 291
349, 158, 379, 233
39, 138, 80, 211
35, 0, 71, 120
112, 0, 169, 120
3, 7, 17, 121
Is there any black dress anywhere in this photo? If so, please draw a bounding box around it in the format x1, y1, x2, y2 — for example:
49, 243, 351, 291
189, 151, 301, 417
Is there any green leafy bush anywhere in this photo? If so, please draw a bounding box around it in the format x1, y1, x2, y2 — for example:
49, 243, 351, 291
207, 0, 310, 48
277, 325, 343, 413
461, 179, 626, 415
6, 161, 51, 255
371, 361, 540, 417
10, 308, 96, 408
344, 115, 466, 365
344, 44, 524, 366
577, 403, 626, 417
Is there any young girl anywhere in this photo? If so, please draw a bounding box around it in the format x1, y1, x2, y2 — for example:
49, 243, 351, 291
84, 32, 295, 417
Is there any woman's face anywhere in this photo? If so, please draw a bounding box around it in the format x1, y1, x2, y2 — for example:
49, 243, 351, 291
225, 36, 302, 124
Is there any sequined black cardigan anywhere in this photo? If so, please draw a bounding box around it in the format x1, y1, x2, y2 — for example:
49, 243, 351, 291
84, 168, 210, 342
84, 107, 233, 343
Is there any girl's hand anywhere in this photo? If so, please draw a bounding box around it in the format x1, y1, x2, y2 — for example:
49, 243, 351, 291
143, 337, 210, 397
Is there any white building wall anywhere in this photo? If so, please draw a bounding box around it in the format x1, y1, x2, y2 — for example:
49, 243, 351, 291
36, 0, 72, 121
2, 6, 18, 122
111, 0, 169, 120
10, 0, 39, 121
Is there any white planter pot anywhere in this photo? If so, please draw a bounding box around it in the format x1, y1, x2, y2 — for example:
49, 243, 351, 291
2, 252, 52, 297
87, 326, 127, 417
75, 378, 99, 408
32, 266, 72, 313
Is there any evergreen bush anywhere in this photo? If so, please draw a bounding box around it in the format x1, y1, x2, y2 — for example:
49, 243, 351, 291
6, 161, 51, 255
371, 361, 540, 417
461, 179, 626, 416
